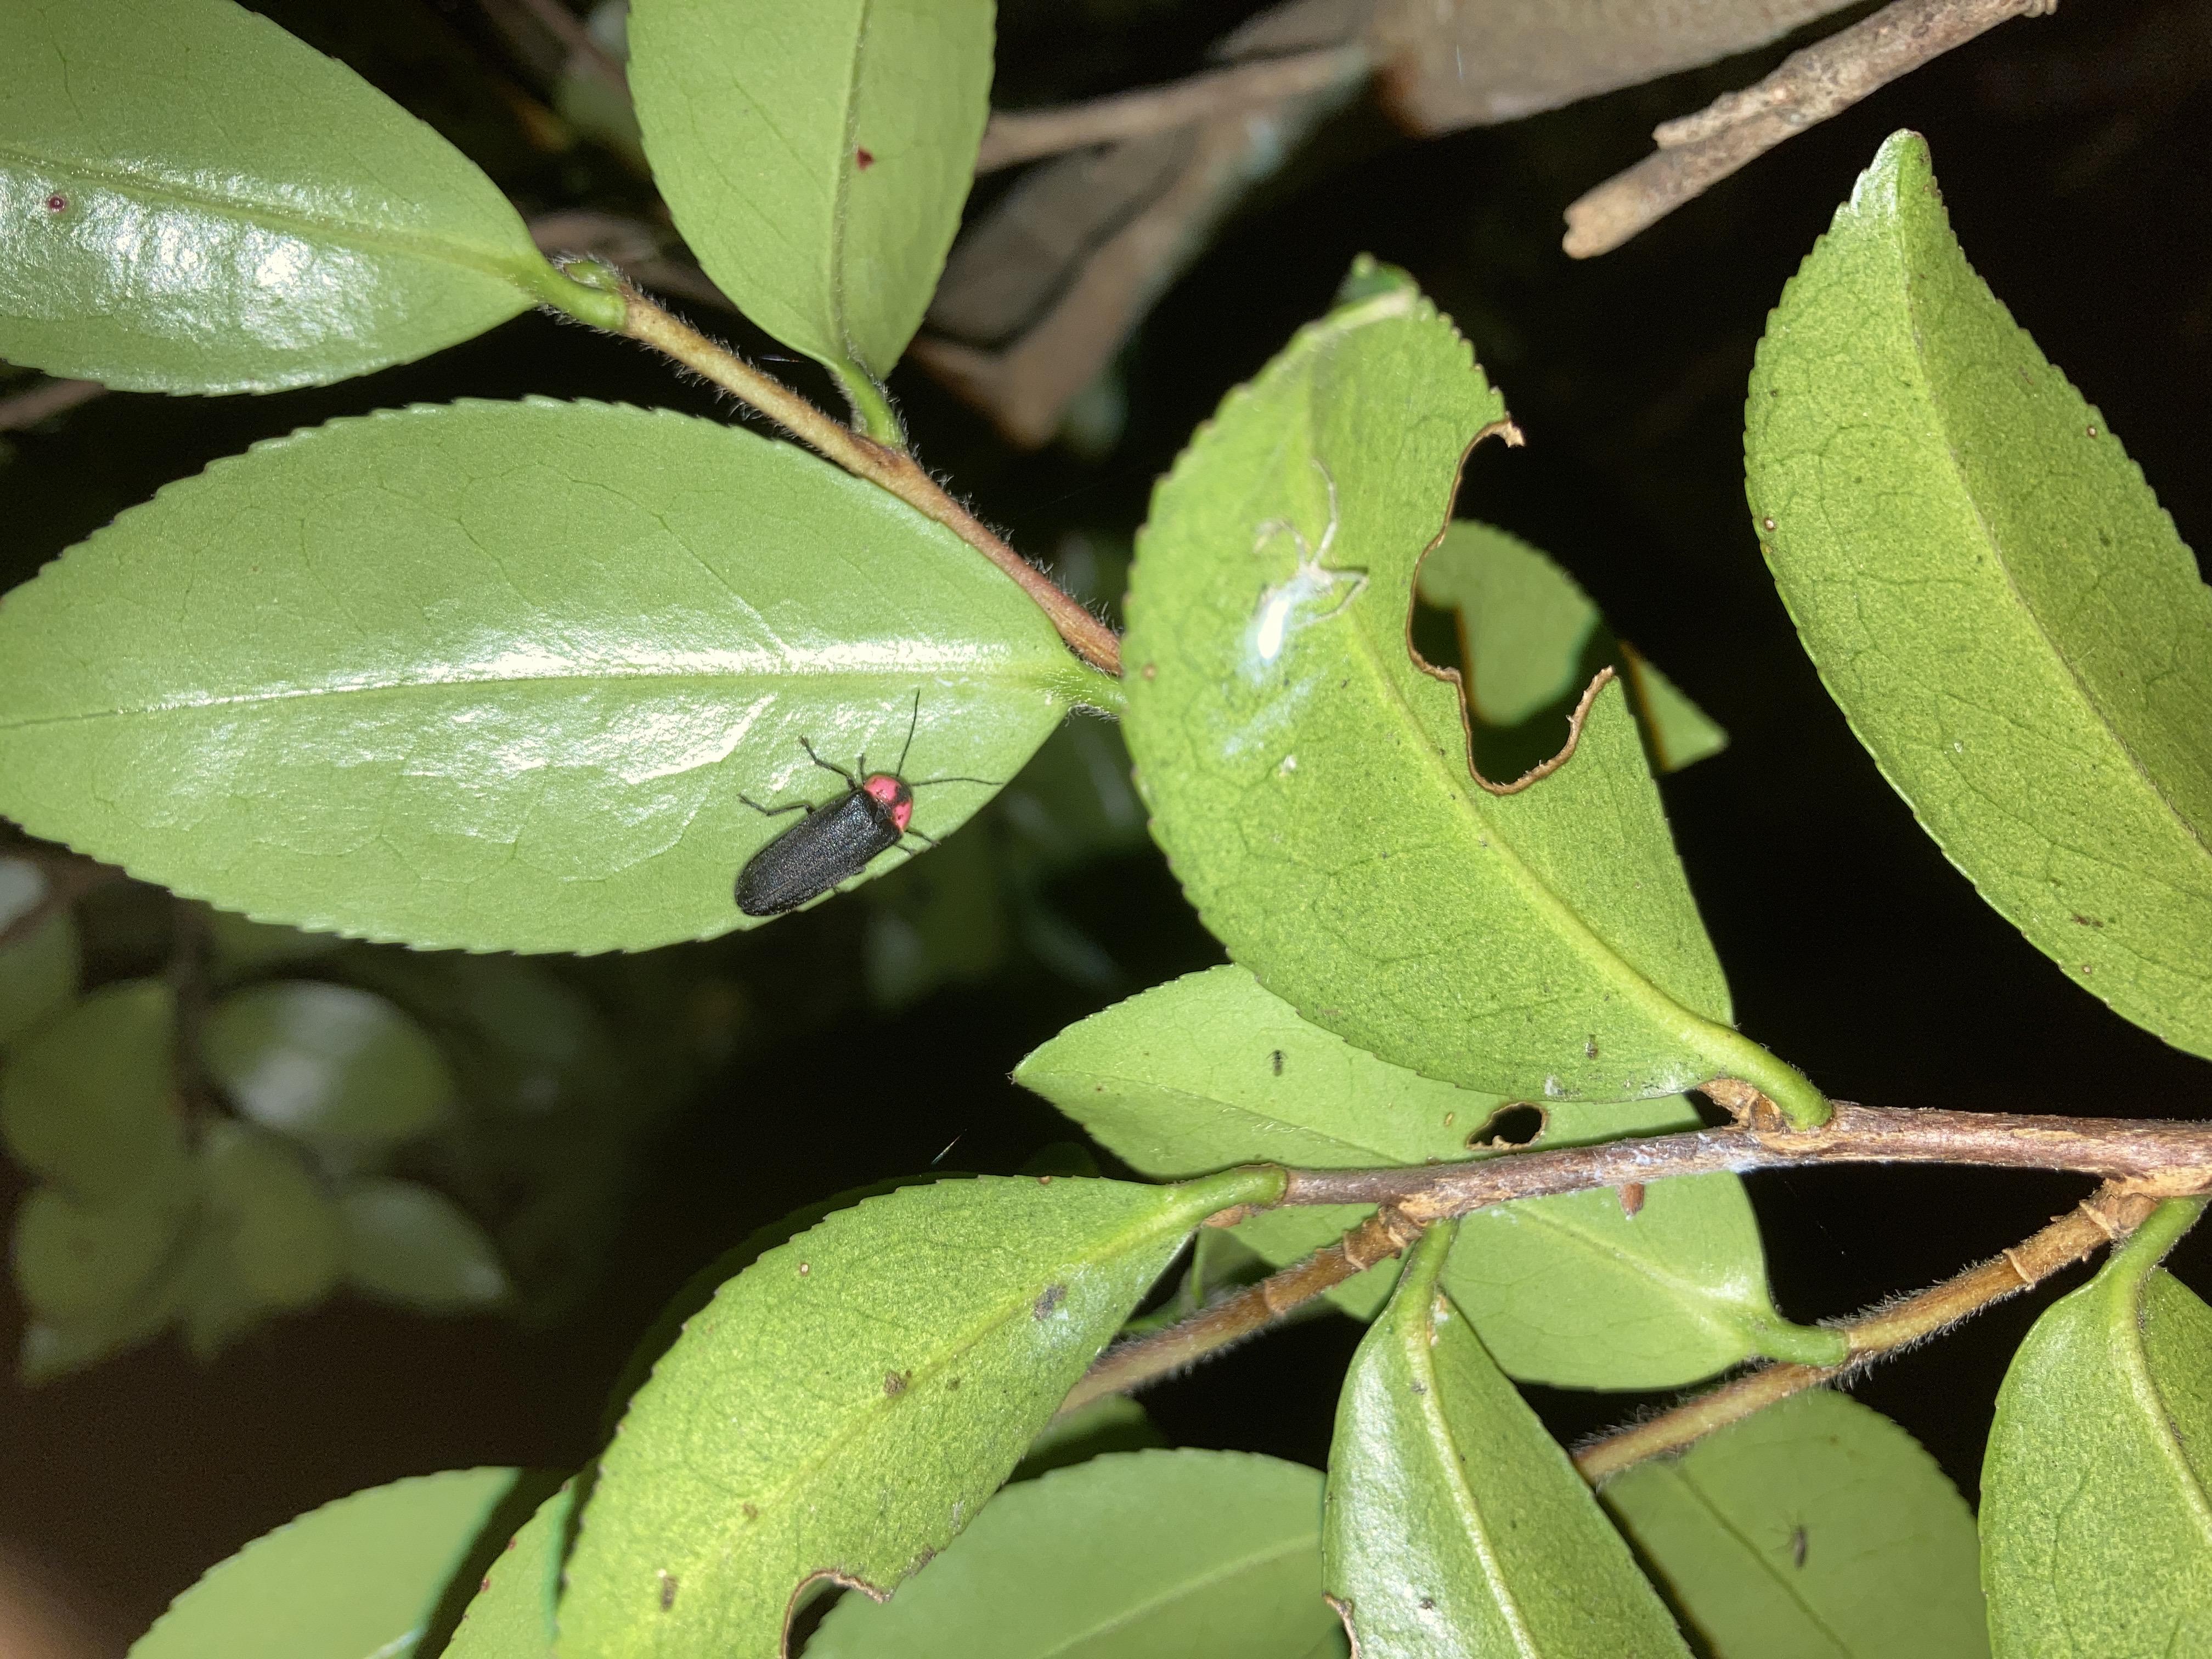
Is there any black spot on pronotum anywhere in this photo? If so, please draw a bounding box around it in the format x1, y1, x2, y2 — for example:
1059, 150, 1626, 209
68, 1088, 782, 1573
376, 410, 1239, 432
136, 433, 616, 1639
1033, 1284, 1066, 1320
1270, 1049, 1284, 1076
1468, 1103, 1545, 1148
658, 1570, 679, 1611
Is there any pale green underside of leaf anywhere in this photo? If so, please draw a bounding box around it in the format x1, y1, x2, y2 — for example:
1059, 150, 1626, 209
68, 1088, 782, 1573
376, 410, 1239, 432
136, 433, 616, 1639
1017, 964, 1813, 1388
0, 400, 1081, 953
447, 1482, 573, 1659
1121, 259, 1746, 1105
204, 980, 455, 1146
1980, 1201, 2212, 1657
556, 1170, 1272, 1658
1322, 1226, 1691, 1658
128, 1467, 521, 1659
809, 1449, 1346, 1657
1418, 521, 1726, 772
1747, 131, 2212, 1059
629, 0, 991, 387
1604, 1391, 1988, 1658
0, 0, 605, 394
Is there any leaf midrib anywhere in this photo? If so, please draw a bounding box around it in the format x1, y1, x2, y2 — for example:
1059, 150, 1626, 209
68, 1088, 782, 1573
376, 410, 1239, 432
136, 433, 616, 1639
1890, 225, 2212, 869
1025, 1532, 1317, 1655
0, 140, 526, 291
0, 662, 1069, 732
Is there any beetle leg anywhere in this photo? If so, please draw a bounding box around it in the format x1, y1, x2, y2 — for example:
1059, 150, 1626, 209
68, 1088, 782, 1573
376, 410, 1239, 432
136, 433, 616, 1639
799, 737, 860, 787
740, 793, 812, 819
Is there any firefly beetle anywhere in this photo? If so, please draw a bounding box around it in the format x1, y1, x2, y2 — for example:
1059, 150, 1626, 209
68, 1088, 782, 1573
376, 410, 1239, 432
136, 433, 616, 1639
733, 692, 996, 917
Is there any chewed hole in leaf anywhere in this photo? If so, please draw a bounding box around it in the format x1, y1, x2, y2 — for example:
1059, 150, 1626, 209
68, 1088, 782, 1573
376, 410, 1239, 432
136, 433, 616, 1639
1468, 1103, 1546, 1148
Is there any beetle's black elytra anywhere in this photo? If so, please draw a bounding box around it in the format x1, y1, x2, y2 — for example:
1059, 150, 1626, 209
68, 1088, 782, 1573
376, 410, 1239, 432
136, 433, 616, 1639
733, 692, 997, 917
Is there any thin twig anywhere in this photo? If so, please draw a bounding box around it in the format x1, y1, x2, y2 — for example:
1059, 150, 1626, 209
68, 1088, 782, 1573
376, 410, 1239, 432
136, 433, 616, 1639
616, 287, 1122, 675
977, 44, 1369, 173
1575, 1183, 2158, 1481
506, 0, 627, 93
1563, 0, 2056, 258
1279, 1103, 2212, 1218
1058, 1207, 1426, 1415
0, 376, 106, 432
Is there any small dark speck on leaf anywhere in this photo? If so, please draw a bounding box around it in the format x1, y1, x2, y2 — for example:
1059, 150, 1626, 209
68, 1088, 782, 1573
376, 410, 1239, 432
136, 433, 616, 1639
1790, 1526, 1808, 1568
1037, 1173, 1053, 1184
1034, 1284, 1066, 1319
947, 1376, 961, 1390
2086, 425, 2099, 438
798, 1261, 810, 1276
1584, 1035, 1598, 1059
742, 1503, 759, 1520
1141, 662, 1156, 679
1408, 1380, 1427, 1395
1762, 516, 1776, 531
884, 1370, 908, 1396
658, 1570, 679, 1610
2072, 913, 2104, 928
1271, 1049, 1284, 1076
1419, 1598, 1436, 1612
855, 146, 875, 169
44, 194, 67, 212
1620, 1181, 1646, 1218
479, 1576, 491, 1594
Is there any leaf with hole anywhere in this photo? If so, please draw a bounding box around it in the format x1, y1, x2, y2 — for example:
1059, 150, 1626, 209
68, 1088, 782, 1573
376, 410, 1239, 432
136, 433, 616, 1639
1747, 131, 2212, 1059
1980, 1199, 2212, 1656
0, 400, 1087, 953
1418, 521, 1726, 776
1122, 258, 1817, 1119
1323, 1223, 1691, 1657
808, 1449, 1345, 1657
204, 980, 455, 1148
1017, 965, 1835, 1385
128, 1467, 525, 1659
628, 0, 992, 427
1604, 1390, 1988, 1657
555, 1169, 1277, 1657
0, 0, 617, 394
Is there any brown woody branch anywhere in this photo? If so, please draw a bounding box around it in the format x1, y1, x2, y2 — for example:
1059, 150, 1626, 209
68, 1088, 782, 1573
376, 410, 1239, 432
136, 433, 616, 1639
977, 43, 1370, 173
1575, 1182, 2157, 1480
1564, 0, 2058, 258
1280, 1102, 2212, 1218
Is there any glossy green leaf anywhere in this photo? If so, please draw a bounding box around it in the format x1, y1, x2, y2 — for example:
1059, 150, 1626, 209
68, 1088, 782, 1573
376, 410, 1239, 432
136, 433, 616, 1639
556, 1168, 1277, 1657
187, 1121, 343, 1350
1418, 522, 1726, 774
204, 980, 455, 1147
1122, 259, 1819, 1120
0, 400, 1088, 953
129, 1466, 523, 1659
0, 0, 618, 395
339, 1178, 511, 1312
1017, 965, 1837, 1385
629, 0, 992, 426
809, 1449, 1346, 1658
1604, 1391, 1988, 1658
0, 857, 80, 1046
1981, 1198, 2212, 1656
13, 1183, 188, 1322
0, 980, 190, 1202
1747, 131, 2212, 1058
1323, 1224, 1691, 1658
447, 1481, 574, 1659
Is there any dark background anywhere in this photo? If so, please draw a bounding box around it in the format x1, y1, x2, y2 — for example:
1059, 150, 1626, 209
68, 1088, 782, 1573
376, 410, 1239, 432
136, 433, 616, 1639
2, 0, 2207, 1643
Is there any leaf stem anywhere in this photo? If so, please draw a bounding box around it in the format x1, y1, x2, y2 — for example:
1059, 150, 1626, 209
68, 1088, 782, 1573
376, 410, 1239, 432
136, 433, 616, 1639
614, 287, 1123, 675
1573, 1183, 2161, 1482
1056, 1206, 1426, 1417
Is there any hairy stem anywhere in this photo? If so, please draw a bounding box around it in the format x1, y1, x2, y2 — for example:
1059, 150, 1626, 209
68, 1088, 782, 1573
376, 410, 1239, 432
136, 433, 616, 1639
977, 44, 1370, 173
616, 288, 1123, 675
1575, 1183, 2159, 1482
1057, 1206, 1426, 1416
1279, 1102, 2212, 1218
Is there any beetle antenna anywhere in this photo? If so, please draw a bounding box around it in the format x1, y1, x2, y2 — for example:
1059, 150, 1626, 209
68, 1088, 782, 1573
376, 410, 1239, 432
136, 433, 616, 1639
894, 689, 921, 777
907, 774, 1002, 790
